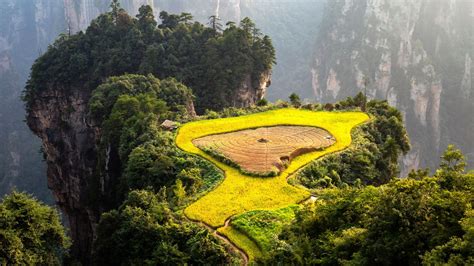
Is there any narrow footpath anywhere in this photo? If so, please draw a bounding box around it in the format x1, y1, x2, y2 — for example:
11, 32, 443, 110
186, 217, 249, 265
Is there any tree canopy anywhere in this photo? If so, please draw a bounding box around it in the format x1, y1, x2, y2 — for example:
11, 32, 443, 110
263, 145, 474, 265
93, 189, 233, 265
24, 5, 276, 113
0, 192, 70, 265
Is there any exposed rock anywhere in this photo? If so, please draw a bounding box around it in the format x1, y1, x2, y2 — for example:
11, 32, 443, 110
326, 68, 341, 100
232, 70, 271, 108
461, 54, 472, 98
311, 0, 474, 172
26, 86, 99, 263
160, 119, 179, 130
26, 77, 197, 262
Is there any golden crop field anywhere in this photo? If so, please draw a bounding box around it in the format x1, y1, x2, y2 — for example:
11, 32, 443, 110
193, 126, 336, 175
175, 108, 369, 258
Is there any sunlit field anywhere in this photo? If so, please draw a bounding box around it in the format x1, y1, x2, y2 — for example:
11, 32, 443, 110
176, 108, 369, 258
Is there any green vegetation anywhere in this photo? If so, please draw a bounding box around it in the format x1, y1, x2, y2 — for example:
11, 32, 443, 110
296, 99, 410, 188
289, 93, 302, 107
230, 205, 299, 256
24, 3, 275, 113
263, 145, 474, 265
0, 192, 70, 265
18, 2, 473, 264
93, 189, 235, 265
178, 108, 369, 228
87, 74, 223, 207
218, 225, 263, 261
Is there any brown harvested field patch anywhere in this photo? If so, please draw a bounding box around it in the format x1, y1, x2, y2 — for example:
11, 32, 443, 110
192, 126, 336, 175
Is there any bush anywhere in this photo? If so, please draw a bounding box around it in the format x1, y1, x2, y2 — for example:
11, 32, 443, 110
324, 103, 334, 111
256, 98, 269, 106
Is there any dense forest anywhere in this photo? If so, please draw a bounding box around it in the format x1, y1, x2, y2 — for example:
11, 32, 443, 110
3, 88, 474, 264
2, 2, 473, 265
24, 2, 275, 113
263, 145, 474, 265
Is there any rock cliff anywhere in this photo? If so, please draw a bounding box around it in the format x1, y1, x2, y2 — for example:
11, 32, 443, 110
2, 0, 295, 200
23, 1, 269, 262
26, 85, 99, 263
232, 70, 271, 108
26, 78, 196, 262
310, 0, 474, 173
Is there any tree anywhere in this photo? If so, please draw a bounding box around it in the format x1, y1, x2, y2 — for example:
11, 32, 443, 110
208, 15, 222, 32
26, 8, 276, 114
354, 91, 366, 109
93, 190, 231, 265
173, 179, 186, 205
261, 35, 276, 67
0, 192, 70, 264
240, 17, 256, 41
159, 11, 181, 29
137, 5, 157, 36
422, 209, 474, 265
289, 93, 302, 107
265, 175, 473, 265
226, 21, 236, 28
256, 98, 268, 106
179, 13, 193, 24
110, 0, 121, 23
439, 144, 466, 174
436, 144, 467, 189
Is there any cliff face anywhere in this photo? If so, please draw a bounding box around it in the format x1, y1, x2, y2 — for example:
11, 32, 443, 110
22, 1, 264, 262
1, 0, 291, 200
310, 0, 474, 173
26, 85, 99, 262
232, 70, 271, 108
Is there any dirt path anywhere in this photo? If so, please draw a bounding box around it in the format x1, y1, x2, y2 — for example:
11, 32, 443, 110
186, 217, 249, 265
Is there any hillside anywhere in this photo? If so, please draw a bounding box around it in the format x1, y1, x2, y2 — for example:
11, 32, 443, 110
0, 0, 324, 200
23, 5, 275, 262
2, 2, 473, 265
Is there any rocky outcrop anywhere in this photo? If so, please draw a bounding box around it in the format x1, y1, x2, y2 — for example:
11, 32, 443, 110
26, 79, 197, 263
232, 70, 271, 108
26, 85, 100, 263
310, 0, 474, 173
2, 0, 325, 201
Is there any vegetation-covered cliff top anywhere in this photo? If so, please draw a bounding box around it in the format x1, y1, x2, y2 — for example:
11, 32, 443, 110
3, 2, 472, 265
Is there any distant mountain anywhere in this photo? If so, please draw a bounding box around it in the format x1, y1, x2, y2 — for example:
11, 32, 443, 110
309, 0, 474, 173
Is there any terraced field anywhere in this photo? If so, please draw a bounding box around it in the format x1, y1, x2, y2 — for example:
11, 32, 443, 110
193, 126, 335, 175
175, 108, 370, 261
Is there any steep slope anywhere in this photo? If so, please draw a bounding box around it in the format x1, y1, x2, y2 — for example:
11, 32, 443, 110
24, 8, 275, 262
310, 0, 474, 173
3, 0, 322, 200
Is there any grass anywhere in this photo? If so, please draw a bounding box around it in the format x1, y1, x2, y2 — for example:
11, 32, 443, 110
175, 108, 369, 258
230, 205, 299, 257
218, 226, 263, 261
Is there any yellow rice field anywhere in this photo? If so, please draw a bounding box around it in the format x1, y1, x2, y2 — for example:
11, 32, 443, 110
176, 108, 369, 228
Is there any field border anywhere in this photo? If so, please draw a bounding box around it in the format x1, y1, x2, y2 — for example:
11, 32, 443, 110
174, 108, 371, 261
